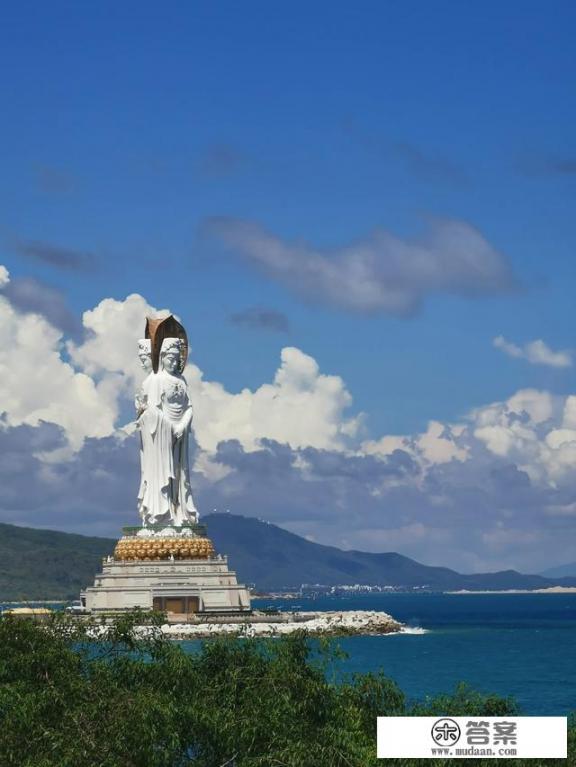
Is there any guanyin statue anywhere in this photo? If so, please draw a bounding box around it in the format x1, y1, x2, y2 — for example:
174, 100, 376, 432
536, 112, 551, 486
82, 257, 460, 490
136, 316, 198, 527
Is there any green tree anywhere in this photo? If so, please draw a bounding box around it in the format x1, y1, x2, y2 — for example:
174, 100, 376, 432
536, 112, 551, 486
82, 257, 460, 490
0, 613, 572, 767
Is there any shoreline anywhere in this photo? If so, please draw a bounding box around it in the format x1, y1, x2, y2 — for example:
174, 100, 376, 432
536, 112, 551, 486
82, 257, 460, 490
447, 586, 576, 595
256, 586, 576, 599
3, 587, 576, 608
141, 610, 404, 639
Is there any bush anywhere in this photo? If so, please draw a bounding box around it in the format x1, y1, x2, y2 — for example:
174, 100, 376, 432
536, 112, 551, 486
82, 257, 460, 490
0, 613, 572, 766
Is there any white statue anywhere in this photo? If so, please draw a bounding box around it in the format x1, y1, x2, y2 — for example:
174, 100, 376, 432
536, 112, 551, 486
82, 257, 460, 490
136, 338, 152, 512
136, 328, 198, 527
136, 338, 152, 416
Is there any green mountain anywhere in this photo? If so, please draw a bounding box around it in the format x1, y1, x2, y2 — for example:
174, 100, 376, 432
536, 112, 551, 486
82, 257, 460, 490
540, 561, 576, 578
0, 514, 574, 600
204, 513, 575, 592
0, 522, 114, 601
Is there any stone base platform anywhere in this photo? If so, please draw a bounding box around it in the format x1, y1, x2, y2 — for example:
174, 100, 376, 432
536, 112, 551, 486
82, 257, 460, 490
83, 525, 251, 615
84, 557, 251, 614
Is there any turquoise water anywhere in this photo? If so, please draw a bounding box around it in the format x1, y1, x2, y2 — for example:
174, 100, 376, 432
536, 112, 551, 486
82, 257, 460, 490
3, 593, 573, 714
249, 593, 576, 715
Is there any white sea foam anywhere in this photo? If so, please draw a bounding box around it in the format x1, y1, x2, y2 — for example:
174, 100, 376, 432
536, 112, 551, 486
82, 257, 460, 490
399, 626, 429, 635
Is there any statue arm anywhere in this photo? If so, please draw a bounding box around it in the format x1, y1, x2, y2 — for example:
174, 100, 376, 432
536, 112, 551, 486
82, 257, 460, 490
135, 393, 147, 419
173, 405, 193, 440
183, 404, 193, 430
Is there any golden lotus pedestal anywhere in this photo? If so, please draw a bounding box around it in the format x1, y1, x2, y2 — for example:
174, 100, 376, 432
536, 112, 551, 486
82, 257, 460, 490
83, 526, 251, 616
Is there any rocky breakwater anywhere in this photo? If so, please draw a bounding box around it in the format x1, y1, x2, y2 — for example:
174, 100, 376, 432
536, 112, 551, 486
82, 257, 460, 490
156, 610, 403, 639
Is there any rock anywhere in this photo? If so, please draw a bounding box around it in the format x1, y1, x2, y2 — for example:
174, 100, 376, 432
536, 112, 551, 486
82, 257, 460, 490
151, 610, 403, 639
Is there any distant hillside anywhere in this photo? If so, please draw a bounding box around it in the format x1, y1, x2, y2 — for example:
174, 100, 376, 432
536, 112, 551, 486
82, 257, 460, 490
540, 561, 576, 578
204, 514, 576, 592
0, 514, 574, 600
0, 522, 114, 601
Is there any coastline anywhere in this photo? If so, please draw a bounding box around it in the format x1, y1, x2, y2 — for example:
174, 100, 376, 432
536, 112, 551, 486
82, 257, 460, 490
143, 610, 404, 639
447, 586, 576, 595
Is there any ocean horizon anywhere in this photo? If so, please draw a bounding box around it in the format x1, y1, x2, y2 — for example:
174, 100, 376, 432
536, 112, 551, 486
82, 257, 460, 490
248, 592, 576, 716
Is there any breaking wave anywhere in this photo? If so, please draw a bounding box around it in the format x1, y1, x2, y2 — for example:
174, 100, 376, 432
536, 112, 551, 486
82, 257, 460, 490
399, 625, 429, 635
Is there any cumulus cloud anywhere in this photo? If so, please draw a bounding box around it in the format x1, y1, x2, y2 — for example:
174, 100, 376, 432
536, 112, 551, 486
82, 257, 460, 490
229, 306, 290, 333
363, 420, 468, 466
2, 267, 576, 573
0, 419, 138, 534
67, 293, 358, 453
0, 275, 359, 456
67, 293, 170, 379
0, 285, 116, 451
202, 216, 517, 315
186, 346, 360, 453
494, 335, 572, 368
0, 279, 170, 452
1, 275, 81, 335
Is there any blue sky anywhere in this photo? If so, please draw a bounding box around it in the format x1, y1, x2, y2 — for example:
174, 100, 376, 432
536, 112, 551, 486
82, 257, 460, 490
1, 2, 576, 571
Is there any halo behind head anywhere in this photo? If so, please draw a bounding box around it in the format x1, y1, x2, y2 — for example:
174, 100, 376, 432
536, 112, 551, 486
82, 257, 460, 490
145, 315, 188, 373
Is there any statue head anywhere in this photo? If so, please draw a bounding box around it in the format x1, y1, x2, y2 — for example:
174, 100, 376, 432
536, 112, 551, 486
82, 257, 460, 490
137, 339, 152, 372
160, 337, 182, 374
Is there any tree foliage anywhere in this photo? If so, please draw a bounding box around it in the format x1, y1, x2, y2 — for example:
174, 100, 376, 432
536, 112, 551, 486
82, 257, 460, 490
0, 613, 572, 767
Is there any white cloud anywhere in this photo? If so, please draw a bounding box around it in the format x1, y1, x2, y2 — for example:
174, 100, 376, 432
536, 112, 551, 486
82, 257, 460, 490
2, 268, 576, 573
0, 288, 119, 450
0, 278, 359, 455
69, 295, 360, 453
469, 388, 576, 484
364, 386, 576, 490
562, 395, 576, 428
185, 346, 360, 452
418, 421, 468, 463
506, 389, 555, 422
363, 434, 407, 456
545, 429, 576, 450
0, 265, 9, 287
363, 420, 468, 467
494, 335, 572, 368
204, 216, 516, 315
68, 293, 171, 379
2, 274, 575, 494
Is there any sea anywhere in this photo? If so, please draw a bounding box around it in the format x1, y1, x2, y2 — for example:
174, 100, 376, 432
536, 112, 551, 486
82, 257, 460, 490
4, 592, 574, 715
247, 592, 576, 716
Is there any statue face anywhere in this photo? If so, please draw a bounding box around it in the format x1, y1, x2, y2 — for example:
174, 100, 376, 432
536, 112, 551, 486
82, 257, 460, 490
137, 340, 152, 372
162, 349, 180, 374
138, 351, 152, 372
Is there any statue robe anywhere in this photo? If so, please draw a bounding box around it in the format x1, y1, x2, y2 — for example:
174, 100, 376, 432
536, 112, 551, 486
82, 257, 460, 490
137, 372, 197, 526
